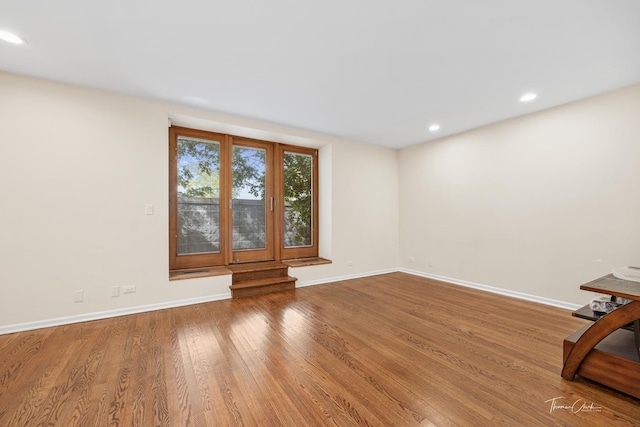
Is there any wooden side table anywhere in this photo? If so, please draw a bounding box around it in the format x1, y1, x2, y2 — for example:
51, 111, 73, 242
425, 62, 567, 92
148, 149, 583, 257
562, 274, 640, 398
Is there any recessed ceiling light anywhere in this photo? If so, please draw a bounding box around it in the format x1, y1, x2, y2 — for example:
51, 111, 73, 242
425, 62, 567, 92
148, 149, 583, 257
0, 30, 25, 44
428, 124, 440, 132
520, 93, 537, 102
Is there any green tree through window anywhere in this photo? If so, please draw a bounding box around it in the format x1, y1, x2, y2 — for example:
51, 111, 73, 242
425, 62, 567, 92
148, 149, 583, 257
169, 126, 318, 270
284, 152, 313, 247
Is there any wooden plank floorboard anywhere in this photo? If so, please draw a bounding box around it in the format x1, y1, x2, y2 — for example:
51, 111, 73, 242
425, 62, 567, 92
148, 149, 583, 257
1, 272, 639, 426
302, 281, 519, 425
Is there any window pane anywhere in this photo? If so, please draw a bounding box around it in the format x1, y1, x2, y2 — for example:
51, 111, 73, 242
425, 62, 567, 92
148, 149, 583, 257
284, 152, 313, 247
232, 146, 266, 251
177, 136, 220, 255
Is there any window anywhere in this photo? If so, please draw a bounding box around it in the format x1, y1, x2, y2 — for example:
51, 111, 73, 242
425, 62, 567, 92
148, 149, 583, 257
280, 146, 318, 260
169, 126, 318, 272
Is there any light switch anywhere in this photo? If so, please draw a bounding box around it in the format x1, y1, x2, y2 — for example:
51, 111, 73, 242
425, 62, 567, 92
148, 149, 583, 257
145, 204, 154, 215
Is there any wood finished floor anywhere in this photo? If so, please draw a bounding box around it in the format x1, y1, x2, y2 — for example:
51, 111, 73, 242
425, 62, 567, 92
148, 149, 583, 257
1, 272, 639, 426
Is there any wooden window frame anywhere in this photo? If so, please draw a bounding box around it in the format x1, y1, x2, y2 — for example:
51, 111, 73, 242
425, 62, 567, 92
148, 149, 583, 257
227, 136, 276, 264
277, 144, 319, 260
169, 127, 319, 272
169, 126, 229, 270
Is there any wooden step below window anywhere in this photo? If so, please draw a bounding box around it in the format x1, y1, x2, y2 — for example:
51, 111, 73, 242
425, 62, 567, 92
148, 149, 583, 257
229, 261, 297, 298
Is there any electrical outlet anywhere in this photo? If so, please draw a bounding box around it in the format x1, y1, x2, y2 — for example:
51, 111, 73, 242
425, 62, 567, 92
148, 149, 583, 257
409, 257, 415, 263
112, 286, 120, 297
74, 290, 84, 303
347, 260, 353, 267
122, 285, 136, 294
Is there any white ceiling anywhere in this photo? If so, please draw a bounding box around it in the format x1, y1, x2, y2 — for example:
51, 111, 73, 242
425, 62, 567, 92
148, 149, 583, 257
1, 0, 639, 149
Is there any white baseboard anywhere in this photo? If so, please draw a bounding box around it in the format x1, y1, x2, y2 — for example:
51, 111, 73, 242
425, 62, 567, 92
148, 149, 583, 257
399, 268, 581, 311
0, 292, 231, 335
1, 267, 398, 335
295, 267, 399, 288
1, 268, 581, 335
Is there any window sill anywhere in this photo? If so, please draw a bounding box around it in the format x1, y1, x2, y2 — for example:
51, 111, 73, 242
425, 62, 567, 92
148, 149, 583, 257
169, 266, 231, 281
282, 257, 332, 268
169, 258, 330, 281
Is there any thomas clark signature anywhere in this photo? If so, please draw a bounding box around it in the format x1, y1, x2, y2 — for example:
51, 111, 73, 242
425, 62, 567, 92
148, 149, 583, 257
545, 397, 602, 414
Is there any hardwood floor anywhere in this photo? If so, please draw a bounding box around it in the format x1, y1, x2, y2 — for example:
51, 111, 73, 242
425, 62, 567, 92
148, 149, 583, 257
1, 272, 638, 426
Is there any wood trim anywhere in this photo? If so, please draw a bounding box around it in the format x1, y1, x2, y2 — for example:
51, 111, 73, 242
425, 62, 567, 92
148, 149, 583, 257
169, 126, 226, 270
282, 257, 332, 267
229, 136, 275, 263
222, 134, 233, 266
168, 126, 178, 267
274, 146, 284, 262
169, 266, 231, 281
279, 145, 319, 260
169, 127, 319, 272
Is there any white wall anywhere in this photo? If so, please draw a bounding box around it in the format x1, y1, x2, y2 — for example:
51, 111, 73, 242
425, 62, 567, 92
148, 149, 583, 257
399, 84, 640, 305
0, 71, 400, 331
292, 139, 400, 284
3, 69, 637, 331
